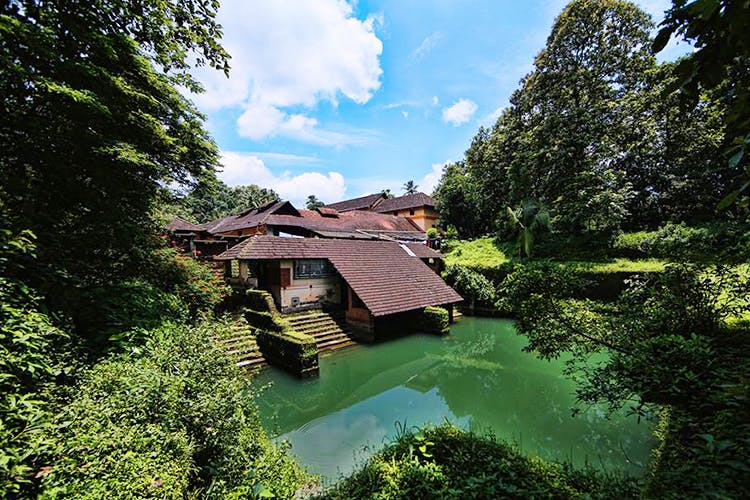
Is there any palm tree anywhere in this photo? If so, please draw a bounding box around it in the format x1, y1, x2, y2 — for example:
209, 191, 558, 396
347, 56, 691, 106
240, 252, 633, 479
306, 195, 324, 210
402, 180, 418, 195
380, 188, 394, 199
506, 199, 551, 258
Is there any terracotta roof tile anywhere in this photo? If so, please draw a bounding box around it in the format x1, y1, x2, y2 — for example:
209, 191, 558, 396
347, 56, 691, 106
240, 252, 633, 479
374, 192, 436, 213
165, 216, 204, 232
215, 236, 460, 316
323, 193, 386, 212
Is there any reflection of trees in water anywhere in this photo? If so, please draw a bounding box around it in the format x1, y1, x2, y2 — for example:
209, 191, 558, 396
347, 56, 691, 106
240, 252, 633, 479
425, 341, 651, 472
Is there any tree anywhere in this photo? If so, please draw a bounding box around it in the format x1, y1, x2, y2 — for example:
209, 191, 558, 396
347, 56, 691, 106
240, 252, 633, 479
306, 195, 324, 210
653, 1, 750, 209
176, 179, 279, 223
380, 189, 395, 199
403, 180, 419, 195
506, 200, 551, 258
433, 162, 491, 239
0, 0, 229, 316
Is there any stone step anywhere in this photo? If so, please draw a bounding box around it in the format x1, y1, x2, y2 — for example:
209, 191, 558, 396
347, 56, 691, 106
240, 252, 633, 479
318, 338, 356, 351
313, 332, 353, 344
310, 328, 351, 339
295, 321, 342, 333
237, 357, 267, 368
287, 316, 334, 327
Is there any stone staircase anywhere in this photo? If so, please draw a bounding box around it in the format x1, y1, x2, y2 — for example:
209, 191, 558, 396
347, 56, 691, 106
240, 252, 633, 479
285, 310, 357, 352
215, 315, 267, 370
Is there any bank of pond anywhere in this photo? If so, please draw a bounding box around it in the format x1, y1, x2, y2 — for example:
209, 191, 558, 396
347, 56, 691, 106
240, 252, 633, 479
252, 317, 654, 485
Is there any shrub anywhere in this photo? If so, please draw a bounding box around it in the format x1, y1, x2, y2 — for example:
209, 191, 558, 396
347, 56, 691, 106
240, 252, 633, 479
40, 319, 309, 498
421, 306, 450, 334
613, 222, 750, 261
319, 424, 640, 499
426, 227, 439, 239
442, 265, 496, 309
0, 228, 69, 496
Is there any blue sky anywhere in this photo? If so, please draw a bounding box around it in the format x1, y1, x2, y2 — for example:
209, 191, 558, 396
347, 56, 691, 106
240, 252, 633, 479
188, 0, 689, 207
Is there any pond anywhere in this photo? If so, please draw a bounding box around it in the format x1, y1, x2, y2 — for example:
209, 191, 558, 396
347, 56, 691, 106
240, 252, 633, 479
253, 317, 654, 483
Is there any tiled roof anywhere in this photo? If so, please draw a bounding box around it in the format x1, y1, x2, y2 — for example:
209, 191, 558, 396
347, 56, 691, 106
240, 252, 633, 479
200, 201, 297, 234
374, 192, 436, 213
201, 202, 422, 236
165, 216, 204, 232
215, 236, 460, 316
323, 193, 385, 212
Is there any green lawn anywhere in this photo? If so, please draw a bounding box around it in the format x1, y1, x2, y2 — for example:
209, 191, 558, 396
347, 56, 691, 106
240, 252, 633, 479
564, 258, 667, 274
443, 238, 666, 274
443, 237, 510, 269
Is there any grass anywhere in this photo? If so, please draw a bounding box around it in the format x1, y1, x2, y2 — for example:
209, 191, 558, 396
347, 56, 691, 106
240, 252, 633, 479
564, 258, 668, 274
443, 238, 510, 270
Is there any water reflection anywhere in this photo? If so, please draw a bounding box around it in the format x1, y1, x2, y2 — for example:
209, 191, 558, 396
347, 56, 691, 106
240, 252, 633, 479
253, 317, 653, 480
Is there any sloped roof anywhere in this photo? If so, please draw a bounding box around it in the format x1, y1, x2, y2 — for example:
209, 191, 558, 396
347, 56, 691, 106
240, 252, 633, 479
266, 209, 423, 233
202, 201, 299, 234
166, 216, 204, 232
374, 192, 436, 213
215, 236, 460, 317
323, 193, 386, 212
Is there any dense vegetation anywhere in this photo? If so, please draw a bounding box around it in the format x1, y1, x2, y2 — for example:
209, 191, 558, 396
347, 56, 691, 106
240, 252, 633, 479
319, 425, 639, 499
337, 1, 750, 498
0, 1, 308, 497
433, 0, 748, 241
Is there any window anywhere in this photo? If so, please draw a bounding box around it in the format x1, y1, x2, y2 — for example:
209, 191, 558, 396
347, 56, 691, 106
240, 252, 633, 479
293, 259, 331, 279
409, 208, 415, 215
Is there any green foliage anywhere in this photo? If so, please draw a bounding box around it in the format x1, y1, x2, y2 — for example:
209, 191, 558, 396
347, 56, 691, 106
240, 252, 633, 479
0, 230, 66, 495
655, 0, 750, 208
40, 319, 309, 498
0, 0, 229, 324
442, 238, 509, 271
433, 161, 492, 239
613, 222, 750, 261
505, 199, 551, 258
319, 424, 640, 499
421, 306, 450, 335
505, 262, 750, 496
442, 265, 497, 310
168, 179, 280, 224
402, 180, 419, 195
426, 227, 439, 239
306, 195, 325, 210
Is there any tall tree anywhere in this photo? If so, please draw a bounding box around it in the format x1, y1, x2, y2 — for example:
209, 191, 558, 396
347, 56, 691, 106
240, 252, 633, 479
402, 180, 419, 195
306, 195, 324, 210
653, 0, 750, 209
0, 1, 228, 312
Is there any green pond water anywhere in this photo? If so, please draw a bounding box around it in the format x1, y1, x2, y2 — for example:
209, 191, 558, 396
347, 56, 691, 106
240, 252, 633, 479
253, 317, 654, 482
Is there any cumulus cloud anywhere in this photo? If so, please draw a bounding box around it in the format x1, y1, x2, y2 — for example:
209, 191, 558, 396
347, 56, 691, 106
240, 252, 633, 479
420, 162, 450, 195
442, 98, 478, 126
191, 0, 383, 144
219, 151, 346, 206
480, 105, 505, 126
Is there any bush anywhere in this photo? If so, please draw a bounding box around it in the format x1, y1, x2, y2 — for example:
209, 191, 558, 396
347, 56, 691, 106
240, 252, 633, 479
613, 223, 750, 261
421, 306, 450, 334
319, 424, 640, 499
40, 319, 309, 498
442, 265, 496, 309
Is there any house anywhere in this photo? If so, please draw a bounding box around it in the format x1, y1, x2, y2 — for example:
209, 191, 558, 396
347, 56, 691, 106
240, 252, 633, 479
373, 193, 439, 231
215, 236, 461, 338
165, 200, 427, 258
323, 192, 440, 231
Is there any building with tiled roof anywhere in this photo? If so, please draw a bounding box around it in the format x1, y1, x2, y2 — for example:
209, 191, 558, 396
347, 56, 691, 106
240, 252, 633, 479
322, 193, 386, 212
216, 236, 461, 334
323, 192, 440, 231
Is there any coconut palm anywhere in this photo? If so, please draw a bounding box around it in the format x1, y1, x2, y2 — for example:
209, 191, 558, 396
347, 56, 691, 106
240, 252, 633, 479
506, 199, 551, 258
306, 195, 324, 210
403, 180, 418, 195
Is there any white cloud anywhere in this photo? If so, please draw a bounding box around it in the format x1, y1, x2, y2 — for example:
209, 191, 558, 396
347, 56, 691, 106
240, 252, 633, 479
401, 111, 409, 119
431, 96, 439, 106
480, 105, 504, 126
191, 0, 383, 144
420, 162, 450, 195
219, 151, 346, 206
442, 98, 478, 126
411, 32, 443, 61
